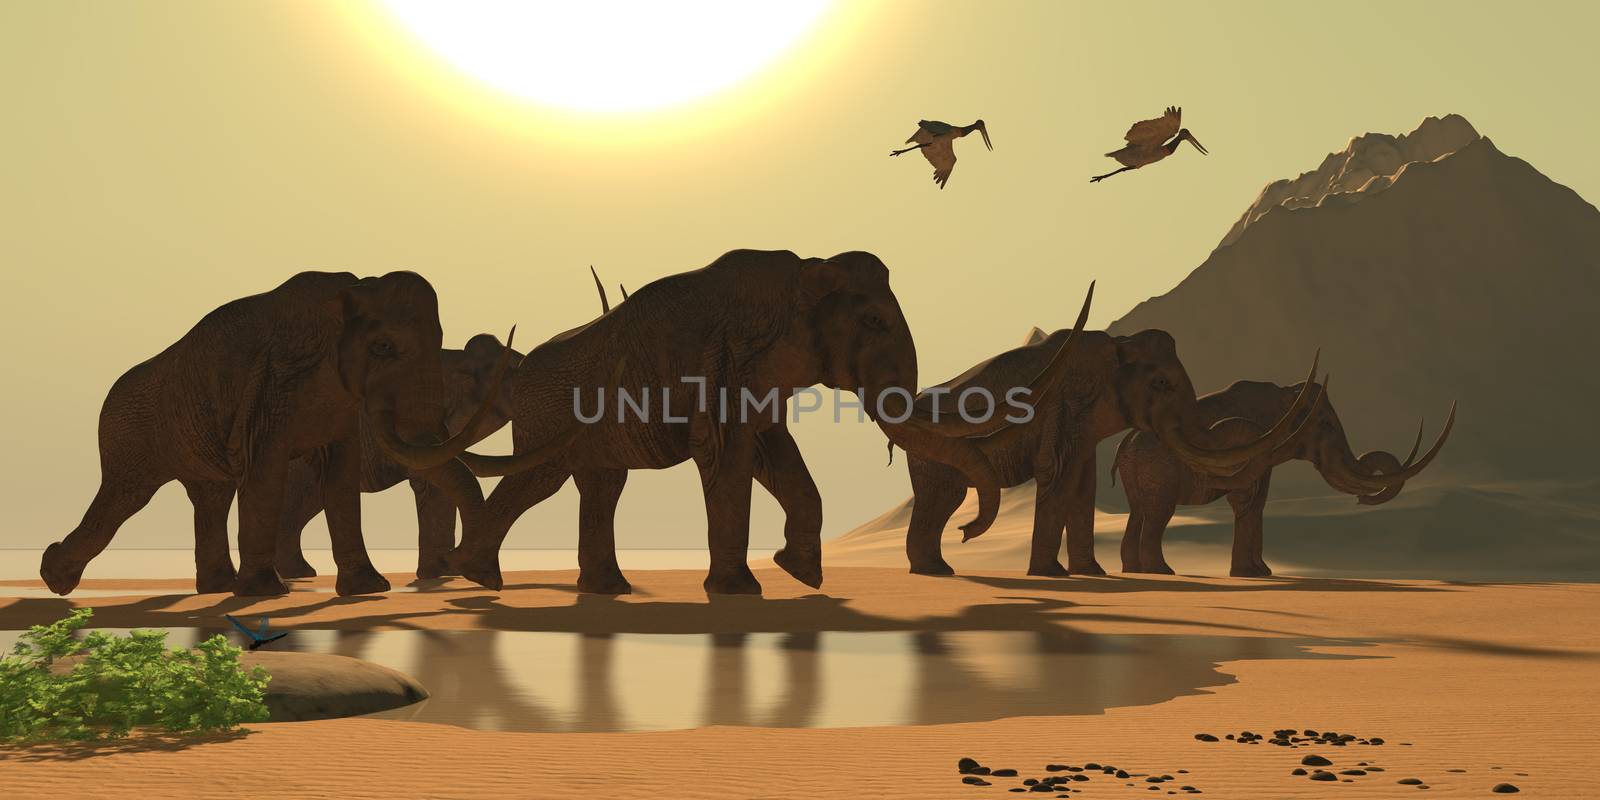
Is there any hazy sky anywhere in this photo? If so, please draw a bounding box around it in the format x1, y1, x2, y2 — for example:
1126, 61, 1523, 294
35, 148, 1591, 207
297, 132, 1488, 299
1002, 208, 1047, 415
4, 1, 1598, 556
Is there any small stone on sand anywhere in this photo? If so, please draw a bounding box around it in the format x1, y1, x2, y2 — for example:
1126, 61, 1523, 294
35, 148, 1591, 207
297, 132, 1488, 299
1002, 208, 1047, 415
1302, 755, 1333, 767
1491, 785, 1520, 794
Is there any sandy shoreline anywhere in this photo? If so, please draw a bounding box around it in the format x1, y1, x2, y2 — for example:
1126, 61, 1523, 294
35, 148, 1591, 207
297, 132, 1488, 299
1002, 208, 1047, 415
2, 567, 1596, 798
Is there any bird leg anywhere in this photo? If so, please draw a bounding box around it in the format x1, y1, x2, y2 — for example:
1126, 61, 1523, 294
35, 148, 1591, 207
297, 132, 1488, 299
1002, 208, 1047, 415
1089, 166, 1135, 183
889, 143, 930, 157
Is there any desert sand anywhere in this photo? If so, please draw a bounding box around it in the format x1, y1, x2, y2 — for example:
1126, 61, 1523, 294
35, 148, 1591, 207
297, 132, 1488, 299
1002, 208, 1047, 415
1, 565, 1595, 799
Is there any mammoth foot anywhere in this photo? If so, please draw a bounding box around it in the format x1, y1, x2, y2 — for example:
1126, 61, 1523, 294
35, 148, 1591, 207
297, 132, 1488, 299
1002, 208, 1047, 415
1066, 559, 1107, 576
275, 554, 318, 580
1127, 560, 1176, 575
39, 543, 86, 596
773, 546, 823, 589
1027, 560, 1072, 578
577, 566, 633, 596
415, 556, 453, 581
1230, 562, 1274, 578
909, 558, 957, 577
335, 565, 391, 596
195, 564, 239, 594
448, 548, 503, 591
704, 565, 763, 596
231, 566, 289, 598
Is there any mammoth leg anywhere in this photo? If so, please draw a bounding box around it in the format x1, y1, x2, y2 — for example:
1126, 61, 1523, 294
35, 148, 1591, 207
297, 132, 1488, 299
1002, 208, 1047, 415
1120, 504, 1144, 573
755, 425, 824, 590
1132, 495, 1178, 575
1061, 449, 1106, 576
905, 456, 965, 575
275, 457, 324, 579
182, 480, 237, 593
574, 468, 632, 595
233, 453, 291, 597
1027, 472, 1072, 577
411, 478, 458, 580
696, 430, 761, 596
42, 475, 164, 595
322, 438, 389, 596
450, 464, 570, 591
1227, 471, 1274, 578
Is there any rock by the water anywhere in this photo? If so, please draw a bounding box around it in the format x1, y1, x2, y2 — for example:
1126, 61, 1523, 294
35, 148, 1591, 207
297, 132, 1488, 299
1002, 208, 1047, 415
245, 651, 428, 722
1491, 785, 1520, 794
1301, 755, 1333, 767
1398, 778, 1425, 785
1310, 771, 1338, 782
959, 758, 982, 774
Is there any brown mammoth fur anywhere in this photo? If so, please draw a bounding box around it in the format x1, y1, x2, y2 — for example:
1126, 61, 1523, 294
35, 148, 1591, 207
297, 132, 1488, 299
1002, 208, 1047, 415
41, 272, 507, 597
1114, 380, 1453, 577
902, 329, 1318, 577
447, 249, 1082, 596
274, 333, 523, 581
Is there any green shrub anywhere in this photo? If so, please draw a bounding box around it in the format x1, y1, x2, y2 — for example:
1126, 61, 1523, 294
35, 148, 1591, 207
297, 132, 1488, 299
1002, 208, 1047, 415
0, 608, 270, 743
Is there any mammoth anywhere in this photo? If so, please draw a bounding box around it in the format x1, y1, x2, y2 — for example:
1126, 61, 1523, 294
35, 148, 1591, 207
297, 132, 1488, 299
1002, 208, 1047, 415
448, 249, 1088, 595
903, 328, 1318, 577
275, 333, 523, 580
1114, 379, 1454, 577
41, 272, 510, 597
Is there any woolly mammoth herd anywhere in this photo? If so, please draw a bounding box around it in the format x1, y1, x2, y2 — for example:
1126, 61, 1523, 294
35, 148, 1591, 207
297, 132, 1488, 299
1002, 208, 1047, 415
40, 250, 1454, 598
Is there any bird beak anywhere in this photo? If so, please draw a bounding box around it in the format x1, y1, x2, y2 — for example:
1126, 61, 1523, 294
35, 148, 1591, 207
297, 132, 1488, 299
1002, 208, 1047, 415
980, 126, 993, 151
1187, 132, 1208, 155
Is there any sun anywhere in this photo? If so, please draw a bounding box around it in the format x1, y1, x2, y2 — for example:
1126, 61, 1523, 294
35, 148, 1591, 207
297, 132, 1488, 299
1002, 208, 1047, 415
379, 1, 835, 114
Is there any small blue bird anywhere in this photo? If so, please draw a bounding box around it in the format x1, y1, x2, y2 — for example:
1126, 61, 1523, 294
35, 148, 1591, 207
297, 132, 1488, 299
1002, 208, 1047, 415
224, 614, 288, 651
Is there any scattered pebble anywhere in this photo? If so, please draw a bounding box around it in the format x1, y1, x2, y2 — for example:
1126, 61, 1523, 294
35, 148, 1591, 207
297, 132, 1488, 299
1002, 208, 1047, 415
1302, 755, 1333, 767
1341, 769, 1367, 776
958, 757, 981, 774
1310, 771, 1338, 782
1399, 778, 1425, 785
1291, 768, 1308, 776
1194, 733, 1218, 742
961, 777, 990, 786
992, 769, 1019, 777
1491, 785, 1520, 794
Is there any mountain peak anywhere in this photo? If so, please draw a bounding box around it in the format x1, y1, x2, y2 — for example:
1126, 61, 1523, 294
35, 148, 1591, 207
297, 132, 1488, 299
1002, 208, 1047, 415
1218, 114, 1482, 248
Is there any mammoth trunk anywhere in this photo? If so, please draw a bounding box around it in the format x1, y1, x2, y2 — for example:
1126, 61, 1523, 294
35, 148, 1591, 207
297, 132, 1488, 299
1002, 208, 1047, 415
368, 330, 519, 472
872, 390, 1002, 540
1323, 404, 1455, 501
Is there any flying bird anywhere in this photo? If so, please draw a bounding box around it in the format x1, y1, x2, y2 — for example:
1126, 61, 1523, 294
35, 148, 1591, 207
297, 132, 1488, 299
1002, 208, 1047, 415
1091, 106, 1207, 183
890, 119, 992, 189
225, 614, 288, 651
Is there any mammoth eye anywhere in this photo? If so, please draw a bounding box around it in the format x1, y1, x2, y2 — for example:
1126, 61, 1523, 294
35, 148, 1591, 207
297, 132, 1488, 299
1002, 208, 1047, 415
369, 339, 395, 358
863, 313, 889, 332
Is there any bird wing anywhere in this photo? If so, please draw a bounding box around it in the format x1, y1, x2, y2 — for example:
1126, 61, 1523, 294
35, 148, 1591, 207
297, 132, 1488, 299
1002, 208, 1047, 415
919, 137, 958, 189
910, 119, 955, 142
1123, 106, 1181, 147
224, 614, 260, 641
257, 616, 271, 636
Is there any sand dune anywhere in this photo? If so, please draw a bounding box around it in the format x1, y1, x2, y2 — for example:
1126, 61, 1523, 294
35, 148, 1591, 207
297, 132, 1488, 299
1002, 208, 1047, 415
1, 568, 1596, 798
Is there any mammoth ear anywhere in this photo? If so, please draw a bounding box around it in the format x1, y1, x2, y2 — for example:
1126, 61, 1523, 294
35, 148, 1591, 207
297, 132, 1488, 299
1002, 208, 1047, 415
327, 283, 377, 397
799, 259, 851, 306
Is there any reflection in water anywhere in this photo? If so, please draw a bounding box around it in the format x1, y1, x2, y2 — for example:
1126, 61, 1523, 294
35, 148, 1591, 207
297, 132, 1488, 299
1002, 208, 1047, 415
0, 627, 1365, 733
